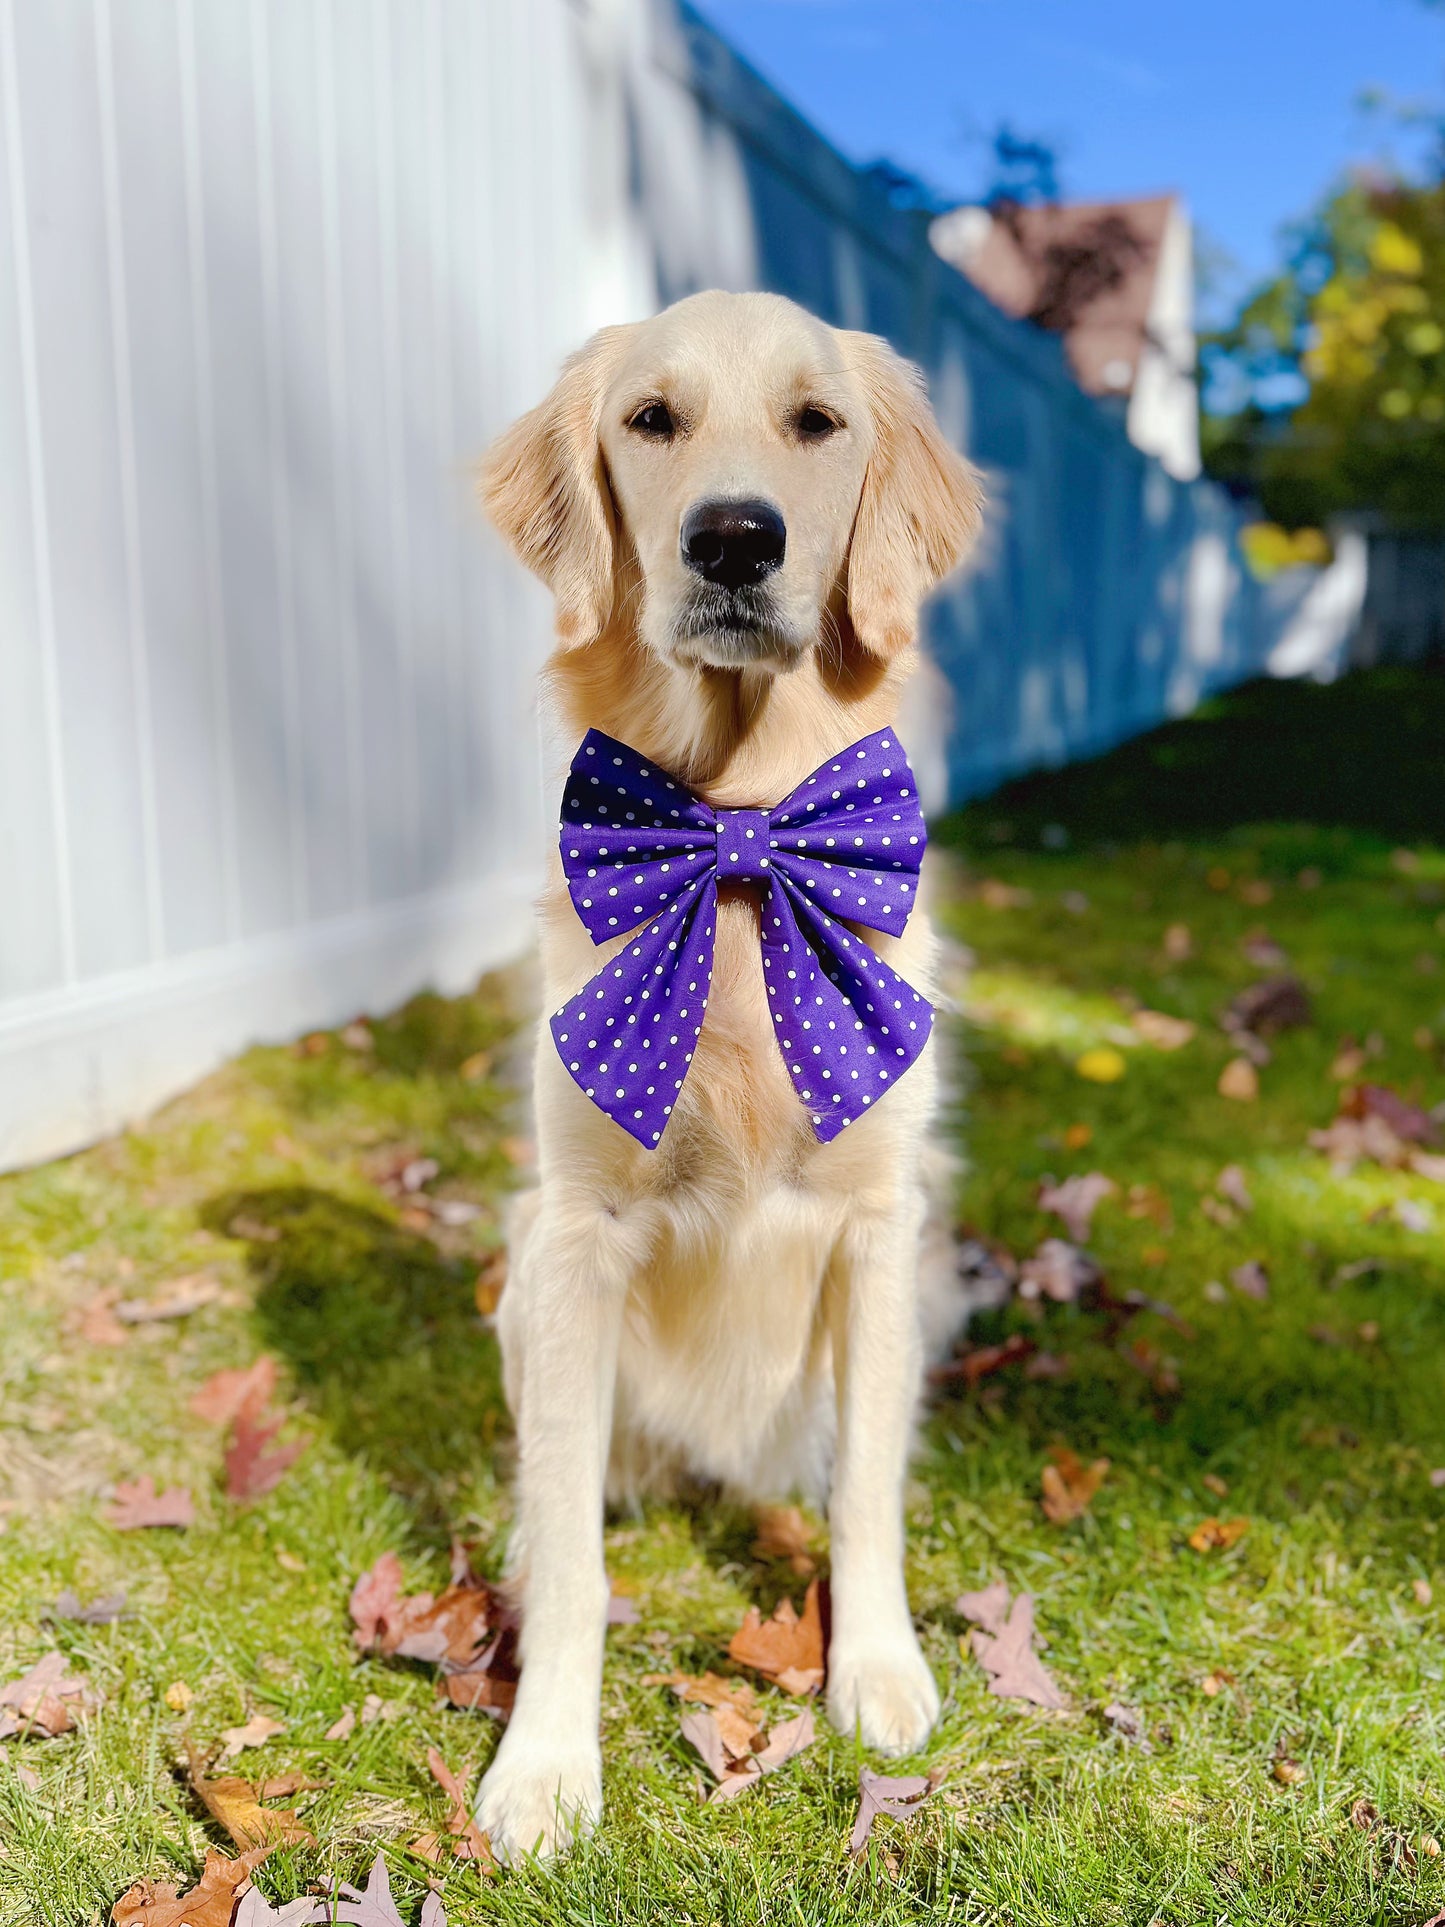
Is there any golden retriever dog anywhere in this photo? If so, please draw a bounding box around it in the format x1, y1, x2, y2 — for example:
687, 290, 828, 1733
474, 290, 982, 1861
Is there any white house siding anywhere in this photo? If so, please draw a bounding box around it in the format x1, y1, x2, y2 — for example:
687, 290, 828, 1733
0, 0, 1273, 1170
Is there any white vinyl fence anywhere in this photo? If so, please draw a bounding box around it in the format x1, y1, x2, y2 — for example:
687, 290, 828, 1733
0, 0, 1275, 1169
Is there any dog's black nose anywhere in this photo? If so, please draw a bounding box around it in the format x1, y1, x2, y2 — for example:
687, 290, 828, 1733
680, 499, 786, 588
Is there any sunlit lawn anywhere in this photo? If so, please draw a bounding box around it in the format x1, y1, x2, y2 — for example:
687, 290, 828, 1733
2, 670, 1445, 1925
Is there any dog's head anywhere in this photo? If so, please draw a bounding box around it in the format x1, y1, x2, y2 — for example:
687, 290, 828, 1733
481, 290, 981, 671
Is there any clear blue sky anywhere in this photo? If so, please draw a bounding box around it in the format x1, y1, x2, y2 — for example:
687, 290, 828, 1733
693, 0, 1444, 320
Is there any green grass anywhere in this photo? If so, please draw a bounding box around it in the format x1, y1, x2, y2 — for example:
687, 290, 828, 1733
3, 669, 1445, 1925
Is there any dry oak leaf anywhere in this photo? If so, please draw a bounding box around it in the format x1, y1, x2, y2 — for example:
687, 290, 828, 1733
112, 1847, 274, 1927
1103, 1701, 1150, 1750
225, 1407, 306, 1504
849, 1766, 932, 1855
650, 1670, 764, 1755
46, 1588, 126, 1625
1218, 1057, 1259, 1102
1188, 1517, 1250, 1553
1225, 975, 1312, 1038
727, 1579, 825, 1695
436, 1621, 519, 1719
218, 1714, 287, 1761
1216, 1165, 1254, 1213
958, 1584, 1065, 1709
325, 1851, 447, 1924
930, 1332, 1037, 1388
425, 1747, 496, 1868
116, 1273, 224, 1324
234, 1891, 327, 1926
1038, 1173, 1116, 1243
681, 1704, 816, 1803
1231, 1261, 1270, 1302
1019, 1239, 1101, 1305
0, 1651, 88, 1741
190, 1357, 280, 1428
186, 1748, 315, 1853
1131, 1009, 1196, 1051
348, 1550, 499, 1668
105, 1478, 194, 1531
324, 1706, 356, 1742
752, 1503, 818, 1575
1040, 1447, 1110, 1525
74, 1287, 128, 1347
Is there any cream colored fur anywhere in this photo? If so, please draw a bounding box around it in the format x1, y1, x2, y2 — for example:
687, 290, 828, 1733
472, 291, 982, 1862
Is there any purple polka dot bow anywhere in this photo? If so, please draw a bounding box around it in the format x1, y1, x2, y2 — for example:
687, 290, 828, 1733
552, 727, 933, 1148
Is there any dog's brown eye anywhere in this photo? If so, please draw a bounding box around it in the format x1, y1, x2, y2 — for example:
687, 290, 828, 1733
797, 406, 840, 440
629, 402, 674, 439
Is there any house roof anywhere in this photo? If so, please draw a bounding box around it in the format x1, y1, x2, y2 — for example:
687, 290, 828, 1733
931, 194, 1176, 400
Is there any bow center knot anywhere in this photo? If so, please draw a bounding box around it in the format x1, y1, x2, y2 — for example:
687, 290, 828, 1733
715, 808, 773, 883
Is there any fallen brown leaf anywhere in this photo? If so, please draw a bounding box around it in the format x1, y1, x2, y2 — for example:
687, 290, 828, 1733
751, 1504, 817, 1575
651, 1671, 764, 1759
1343, 1083, 1441, 1145
1218, 1057, 1259, 1102
1019, 1239, 1101, 1304
112, 1848, 274, 1927
190, 1357, 279, 1428
1216, 1165, 1254, 1212
1040, 1447, 1109, 1525
224, 1407, 306, 1504
186, 1748, 314, 1852
958, 1584, 1064, 1708
849, 1766, 931, 1854
1414, 1578, 1434, 1606
218, 1714, 286, 1761
73, 1287, 128, 1347
1103, 1701, 1150, 1750
1125, 1183, 1173, 1229
728, 1580, 825, 1695
324, 1706, 356, 1742
1225, 975, 1312, 1038
436, 1622, 520, 1719
1037, 1173, 1116, 1243
425, 1746, 496, 1867
930, 1332, 1037, 1387
350, 1549, 500, 1668
1162, 922, 1192, 962
1199, 1669, 1234, 1696
116, 1273, 223, 1324
105, 1478, 194, 1531
1231, 1261, 1270, 1302
1131, 1009, 1196, 1051
1188, 1517, 1250, 1553
1202, 1472, 1229, 1498
0, 1651, 88, 1741
45, 1589, 126, 1625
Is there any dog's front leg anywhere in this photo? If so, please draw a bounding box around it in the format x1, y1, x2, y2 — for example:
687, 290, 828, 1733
824, 1188, 940, 1755
474, 1194, 642, 1862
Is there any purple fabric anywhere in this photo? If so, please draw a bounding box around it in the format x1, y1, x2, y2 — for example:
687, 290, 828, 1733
552, 728, 933, 1148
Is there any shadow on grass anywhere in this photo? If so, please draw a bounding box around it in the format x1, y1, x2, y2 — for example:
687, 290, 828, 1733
202, 1185, 506, 1532
941, 668, 1445, 858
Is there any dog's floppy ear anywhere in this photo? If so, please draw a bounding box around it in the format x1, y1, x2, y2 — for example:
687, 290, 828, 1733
479, 327, 628, 648
842, 333, 984, 659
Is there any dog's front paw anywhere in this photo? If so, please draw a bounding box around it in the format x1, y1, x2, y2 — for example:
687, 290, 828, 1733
474, 1733, 602, 1865
827, 1636, 940, 1756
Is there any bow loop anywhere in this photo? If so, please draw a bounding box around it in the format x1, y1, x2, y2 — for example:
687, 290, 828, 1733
553, 728, 932, 1147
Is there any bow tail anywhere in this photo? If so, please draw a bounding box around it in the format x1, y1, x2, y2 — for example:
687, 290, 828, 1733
549, 874, 719, 1148
760, 878, 933, 1142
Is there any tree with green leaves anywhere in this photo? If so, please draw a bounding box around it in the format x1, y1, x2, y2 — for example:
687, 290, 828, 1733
1203, 166, 1445, 529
